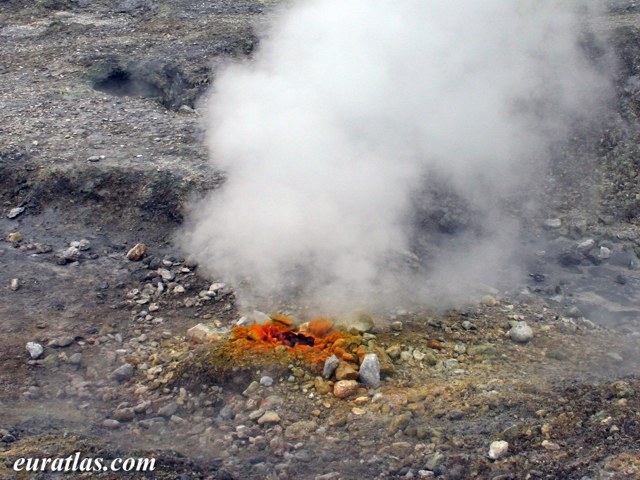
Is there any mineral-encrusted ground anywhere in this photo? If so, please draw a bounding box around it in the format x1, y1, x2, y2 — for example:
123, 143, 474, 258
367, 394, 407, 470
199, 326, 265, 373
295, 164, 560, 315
1, 1, 640, 479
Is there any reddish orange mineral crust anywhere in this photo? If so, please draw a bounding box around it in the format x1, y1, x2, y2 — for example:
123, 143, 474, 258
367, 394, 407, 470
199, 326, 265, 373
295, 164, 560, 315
229, 318, 350, 371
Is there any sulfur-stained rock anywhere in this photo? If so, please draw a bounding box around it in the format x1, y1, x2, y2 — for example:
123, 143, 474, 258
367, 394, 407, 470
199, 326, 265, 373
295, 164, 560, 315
126, 243, 147, 261
335, 361, 359, 381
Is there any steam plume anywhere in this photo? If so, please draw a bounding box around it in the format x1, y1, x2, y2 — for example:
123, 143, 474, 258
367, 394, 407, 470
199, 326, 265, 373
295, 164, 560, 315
185, 0, 611, 313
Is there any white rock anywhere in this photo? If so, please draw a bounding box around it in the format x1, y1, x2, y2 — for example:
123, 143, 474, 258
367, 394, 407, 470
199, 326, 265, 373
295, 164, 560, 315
509, 321, 533, 344
10, 278, 19, 291
488, 440, 509, 460
7, 207, 25, 219
26, 342, 44, 359
543, 218, 562, 229
413, 350, 425, 361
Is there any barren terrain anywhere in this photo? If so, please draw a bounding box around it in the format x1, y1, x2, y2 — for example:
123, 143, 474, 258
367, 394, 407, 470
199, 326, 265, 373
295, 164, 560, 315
1, 1, 640, 479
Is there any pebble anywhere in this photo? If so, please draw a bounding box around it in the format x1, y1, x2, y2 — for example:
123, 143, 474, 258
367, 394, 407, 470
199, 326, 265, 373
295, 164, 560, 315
488, 440, 509, 459
157, 402, 178, 417
7, 207, 25, 219
25, 342, 43, 359
322, 355, 340, 379
126, 243, 147, 261
413, 350, 425, 361
544, 218, 562, 229
48, 336, 74, 348
69, 353, 83, 365
113, 408, 136, 421
461, 320, 476, 331
577, 239, 595, 254
509, 321, 533, 344
62, 247, 80, 262
157, 268, 175, 281
260, 376, 274, 387
257, 411, 281, 425
391, 321, 403, 332
333, 380, 359, 399
359, 353, 381, 388
111, 363, 134, 382
102, 419, 121, 429
10, 278, 19, 291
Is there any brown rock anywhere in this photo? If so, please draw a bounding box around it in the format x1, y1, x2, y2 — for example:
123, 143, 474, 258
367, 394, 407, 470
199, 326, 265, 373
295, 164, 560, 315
126, 243, 147, 261
335, 361, 359, 381
334, 380, 359, 399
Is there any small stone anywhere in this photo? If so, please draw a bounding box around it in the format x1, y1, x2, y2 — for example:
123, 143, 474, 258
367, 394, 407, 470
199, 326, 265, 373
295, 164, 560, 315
544, 218, 562, 229
461, 320, 476, 331
541, 440, 561, 450
10, 278, 19, 291
87, 155, 101, 162
186, 323, 225, 344
577, 239, 595, 254
102, 419, 121, 429
48, 336, 74, 348
69, 353, 83, 365
509, 321, 533, 344
7, 232, 22, 244
25, 342, 43, 359
257, 411, 281, 425
386, 345, 401, 360
333, 380, 359, 399
113, 408, 135, 421
77, 239, 91, 251
157, 402, 178, 417
7, 207, 25, 219
62, 247, 80, 262
323, 355, 340, 379
126, 243, 147, 261
413, 350, 426, 361
390, 321, 403, 332
488, 440, 509, 460
157, 268, 175, 281
359, 353, 381, 388
111, 363, 134, 382
260, 376, 274, 387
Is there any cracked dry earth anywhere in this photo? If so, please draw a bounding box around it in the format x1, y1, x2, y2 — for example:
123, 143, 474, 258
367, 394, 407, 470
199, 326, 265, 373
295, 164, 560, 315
1, 1, 640, 479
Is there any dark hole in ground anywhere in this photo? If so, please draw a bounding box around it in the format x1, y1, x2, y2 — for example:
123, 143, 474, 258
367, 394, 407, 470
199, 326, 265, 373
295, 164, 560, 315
92, 68, 163, 99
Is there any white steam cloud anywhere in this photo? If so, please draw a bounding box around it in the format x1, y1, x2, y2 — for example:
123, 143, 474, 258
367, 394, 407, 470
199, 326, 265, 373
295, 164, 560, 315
185, 0, 611, 313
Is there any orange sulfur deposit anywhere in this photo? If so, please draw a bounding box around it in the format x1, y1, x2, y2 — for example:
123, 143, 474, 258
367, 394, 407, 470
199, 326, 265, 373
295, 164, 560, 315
228, 316, 350, 371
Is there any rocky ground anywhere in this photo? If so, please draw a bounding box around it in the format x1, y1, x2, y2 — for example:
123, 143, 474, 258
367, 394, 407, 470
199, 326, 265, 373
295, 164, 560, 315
1, 1, 640, 479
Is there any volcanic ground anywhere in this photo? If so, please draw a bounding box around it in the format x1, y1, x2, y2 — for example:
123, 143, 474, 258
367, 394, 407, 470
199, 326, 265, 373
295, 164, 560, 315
2, 1, 640, 479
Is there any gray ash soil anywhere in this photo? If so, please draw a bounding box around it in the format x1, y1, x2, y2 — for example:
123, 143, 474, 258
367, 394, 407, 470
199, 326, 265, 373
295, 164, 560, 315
1, 2, 640, 479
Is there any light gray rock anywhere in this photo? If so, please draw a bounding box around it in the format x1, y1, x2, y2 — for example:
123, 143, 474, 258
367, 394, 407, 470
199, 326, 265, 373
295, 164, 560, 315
509, 321, 533, 344
322, 355, 340, 379
7, 207, 25, 219
488, 440, 509, 460
260, 376, 274, 387
26, 342, 43, 359
359, 353, 381, 388
102, 419, 121, 429
390, 321, 403, 332
544, 218, 562, 229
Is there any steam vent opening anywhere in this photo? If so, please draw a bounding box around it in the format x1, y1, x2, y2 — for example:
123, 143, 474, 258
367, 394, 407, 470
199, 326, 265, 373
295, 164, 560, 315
92, 68, 163, 99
